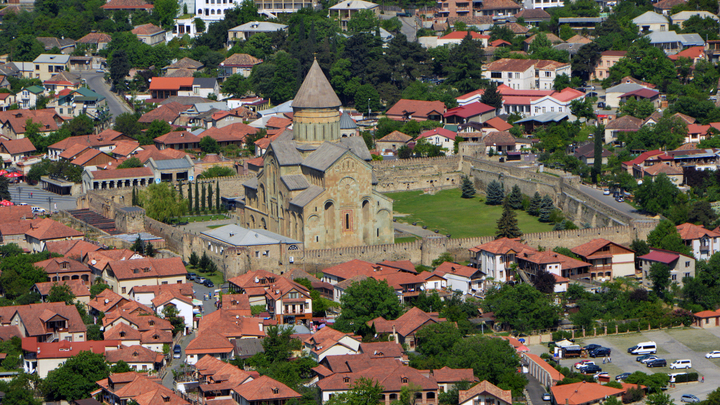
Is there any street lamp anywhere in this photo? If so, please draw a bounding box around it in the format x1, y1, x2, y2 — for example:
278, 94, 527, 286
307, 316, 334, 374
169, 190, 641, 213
48, 197, 53, 213
367, 98, 371, 119
17, 186, 21, 204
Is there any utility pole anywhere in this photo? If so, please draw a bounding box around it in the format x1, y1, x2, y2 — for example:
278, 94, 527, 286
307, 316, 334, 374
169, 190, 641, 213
48, 196, 53, 213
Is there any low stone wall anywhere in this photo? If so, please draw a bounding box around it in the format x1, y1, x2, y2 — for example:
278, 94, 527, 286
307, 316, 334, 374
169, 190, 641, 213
371, 156, 463, 193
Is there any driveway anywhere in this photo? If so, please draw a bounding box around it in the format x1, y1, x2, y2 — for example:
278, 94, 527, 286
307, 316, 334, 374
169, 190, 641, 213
525, 374, 548, 405
79, 71, 132, 122
9, 184, 78, 211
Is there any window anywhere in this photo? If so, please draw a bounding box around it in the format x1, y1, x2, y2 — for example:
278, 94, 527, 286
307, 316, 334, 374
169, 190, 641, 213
685, 272, 691, 278
686, 261, 690, 267
289, 292, 298, 299
121, 287, 126, 294
490, 72, 502, 79
672, 274, 677, 281
545, 71, 551, 77
35, 65, 39, 70
345, 213, 350, 230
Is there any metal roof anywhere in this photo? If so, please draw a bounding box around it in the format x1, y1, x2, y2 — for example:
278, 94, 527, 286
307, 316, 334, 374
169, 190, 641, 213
269, 138, 303, 166
338, 136, 372, 161
201, 224, 300, 246
339, 112, 357, 129
516, 112, 576, 124
289, 185, 325, 208
632, 11, 668, 24
154, 158, 193, 170
33, 54, 70, 64
229, 21, 287, 32
645, 31, 683, 44
606, 83, 645, 94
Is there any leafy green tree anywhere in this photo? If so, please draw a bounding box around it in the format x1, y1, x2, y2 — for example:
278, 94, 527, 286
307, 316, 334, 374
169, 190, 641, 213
109, 50, 131, 92
139, 182, 187, 223
187, 182, 193, 212
533, 268, 556, 294
0, 373, 42, 405
194, 17, 206, 33
153, 0, 179, 29
438, 380, 472, 405
506, 185, 522, 210
486, 180, 504, 205
480, 82, 503, 111
647, 220, 692, 256
11, 35, 45, 62
446, 33, 485, 93
646, 393, 674, 405
42, 350, 110, 401
415, 321, 462, 358
162, 305, 185, 335
198, 166, 235, 179
262, 325, 296, 363
145, 242, 155, 257
635, 174, 680, 216
199, 136, 220, 154
335, 278, 402, 334
347, 9, 379, 33
131, 235, 144, 255
201, 182, 206, 211
688, 200, 717, 228
47, 284, 75, 305
570, 97, 595, 121
649, 262, 671, 297
194, 181, 199, 212
483, 283, 560, 332
189, 251, 199, 267
528, 192, 542, 216
113, 112, 142, 139
326, 377, 383, 405
496, 202, 522, 239
619, 98, 655, 118
221, 74, 250, 98
461, 176, 475, 198
117, 157, 142, 169
631, 239, 650, 256
90, 281, 110, 299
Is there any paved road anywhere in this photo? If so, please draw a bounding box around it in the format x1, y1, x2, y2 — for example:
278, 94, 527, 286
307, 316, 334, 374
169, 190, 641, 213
578, 183, 652, 222
399, 16, 418, 42
79, 71, 132, 122
524, 374, 548, 405
8, 184, 78, 211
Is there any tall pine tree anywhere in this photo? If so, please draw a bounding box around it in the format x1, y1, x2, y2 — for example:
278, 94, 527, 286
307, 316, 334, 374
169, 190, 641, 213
485, 180, 505, 205
539, 196, 555, 222
496, 201, 522, 239
528, 192, 542, 216
461, 176, 476, 198
507, 185, 523, 210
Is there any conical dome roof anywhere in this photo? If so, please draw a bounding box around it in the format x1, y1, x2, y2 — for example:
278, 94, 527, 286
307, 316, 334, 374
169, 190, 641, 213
292, 59, 342, 109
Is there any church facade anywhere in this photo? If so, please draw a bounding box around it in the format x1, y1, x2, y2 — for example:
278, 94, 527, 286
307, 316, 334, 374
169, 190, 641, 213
238, 60, 394, 249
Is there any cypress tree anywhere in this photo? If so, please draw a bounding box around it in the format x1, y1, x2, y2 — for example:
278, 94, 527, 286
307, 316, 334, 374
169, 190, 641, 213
461, 176, 476, 198
131, 188, 136, 206
188, 182, 193, 213
208, 185, 214, 211
195, 181, 199, 213
485, 180, 505, 205
178, 182, 183, 199
201, 183, 206, 212
216, 181, 220, 211
496, 201, 522, 239
539, 196, 555, 222
507, 185, 523, 210
528, 192, 542, 216
480, 82, 503, 112
593, 124, 604, 184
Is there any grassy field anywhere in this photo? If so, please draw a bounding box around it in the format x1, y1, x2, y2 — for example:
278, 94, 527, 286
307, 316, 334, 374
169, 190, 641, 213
185, 265, 225, 286
388, 188, 554, 238
395, 236, 420, 244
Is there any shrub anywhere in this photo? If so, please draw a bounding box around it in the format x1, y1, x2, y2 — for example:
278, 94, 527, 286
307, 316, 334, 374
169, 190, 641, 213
618, 323, 628, 333
552, 330, 573, 341
622, 387, 644, 403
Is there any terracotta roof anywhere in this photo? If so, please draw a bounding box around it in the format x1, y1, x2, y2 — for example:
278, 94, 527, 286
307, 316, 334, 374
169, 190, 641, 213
620, 88, 660, 99
138, 102, 189, 124
654, 0, 686, 9
386, 99, 446, 119
221, 53, 263, 67
335, 275, 369, 290
433, 262, 481, 278
104, 257, 187, 280
186, 330, 236, 355
484, 58, 537, 72
101, 0, 153, 9
21, 338, 120, 359
524, 352, 564, 381
483, 131, 516, 146
0, 110, 62, 134
376, 260, 417, 273
323, 259, 393, 281
673, 112, 697, 125
489, 39, 512, 47
551, 382, 623, 405
417, 127, 457, 141
141, 327, 173, 344
571, 238, 632, 258
220, 294, 251, 312
0, 302, 86, 337
98, 373, 186, 405
643, 163, 683, 176
151, 289, 192, 307
668, 46, 704, 60
134, 145, 187, 163
60, 144, 90, 160
444, 102, 495, 119
506, 22, 529, 34
88, 289, 128, 313
606, 115, 643, 131
266, 116, 293, 129
1, 138, 36, 155
0, 206, 33, 223
25, 218, 83, 241
431, 366, 477, 383
518, 250, 590, 270
35, 257, 90, 274
447, 15, 493, 25
0, 219, 42, 237
470, 237, 533, 255
476, 0, 520, 10
154, 131, 200, 146
78, 32, 112, 44
459, 380, 511, 404
105, 344, 165, 364
72, 149, 116, 166
197, 309, 266, 339
359, 341, 405, 358
524, 33, 564, 44
228, 269, 282, 290
316, 363, 438, 392
677, 222, 720, 240
200, 123, 257, 143
103, 322, 142, 341
622, 149, 663, 166
131, 283, 194, 298
377, 131, 412, 143
233, 376, 301, 401
304, 326, 361, 356
132, 24, 164, 36
368, 307, 446, 337
440, 31, 490, 40
515, 8, 550, 19
601, 50, 627, 57
112, 141, 141, 157
0, 325, 22, 341
166, 57, 203, 70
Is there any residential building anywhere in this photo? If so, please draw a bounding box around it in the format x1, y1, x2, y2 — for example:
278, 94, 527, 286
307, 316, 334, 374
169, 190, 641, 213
191, 355, 254, 402
367, 307, 446, 351
105, 345, 165, 371
482, 58, 570, 90
44, 239, 101, 259
81, 167, 155, 193
646, 31, 704, 55
473, 0, 521, 16
16, 85, 43, 109
641, 162, 684, 184
458, 381, 511, 405
101, 257, 188, 297
668, 46, 705, 64
638, 248, 695, 288
101, 0, 154, 10
604, 115, 642, 144
515, 250, 592, 281
150, 289, 194, 331
132, 24, 166, 46
551, 382, 624, 405
444, 102, 496, 125
25, 218, 84, 252
694, 309, 720, 328
433, 261, 485, 295
632, 11, 669, 33
437, 31, 489, 48
303, 326, 362, 361
592, 50, 626, 81
0, 138, 36, 164
571, 239, 636, 280
676, 222, 720, 260
232, 375, 301, 405
51, 87, 108, 119
77, 32, 113, 52
605, 82, 654, 109
619, 88, 661, 109
32, 54, 70, 81
22, 338, 120, 377
573, 142, 611, 166
0, 302, 87, 342
228, 21, 288, 46
219, 53, 263, 78
0, 93, 15, 111
36, 256, 93, 285
376, 131, 412, 155
416, 127, 458, 154
149, 77, 194, 99
654, 0, 686, 15
671, 10, 719, 27
88, 289, 129, 316
329, 0, 379, 31
186, 311, 265, 364
96, 372, 188, 405
164, 58, 204, 76
43, 71, 82, 92
131, 283, 194, 307
469, 237, 534, 283
385, 99, 446, 121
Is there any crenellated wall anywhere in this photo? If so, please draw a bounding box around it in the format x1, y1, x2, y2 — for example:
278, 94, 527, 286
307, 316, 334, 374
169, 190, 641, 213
371, 156, 463, 193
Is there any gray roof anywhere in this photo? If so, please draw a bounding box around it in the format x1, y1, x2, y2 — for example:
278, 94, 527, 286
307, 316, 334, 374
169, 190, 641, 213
281, 174, 310, 191
557, 17, 605, 23
290, 185, 325, 208
229, 21, 287, 32
302, 142, 350, 172
632, 11, 668, 25
160, 96, 211, 105
553, 43, 584, 55
292, 59, 342, 109
193, 78, 218, 89
117, 206, 144, 213
679, 33, 704, 46
234, 338, 265, 359
516, 112, 576, 124
243, 176, 258, 189
33, 54, 70, 64
606, 83, 645, 94
201, 224, 300, 246
329, 0, 378, 9
259, 100, 294, 117
154, 158, 193, 170
645, 30, 683, 44
339, 112, 357, 129
192, 102, 227, 112
339, 136, 372, 161
270, 138, 303, 166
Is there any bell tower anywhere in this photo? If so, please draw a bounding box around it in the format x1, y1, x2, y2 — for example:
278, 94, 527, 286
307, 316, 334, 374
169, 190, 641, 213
292, 59, 343, 145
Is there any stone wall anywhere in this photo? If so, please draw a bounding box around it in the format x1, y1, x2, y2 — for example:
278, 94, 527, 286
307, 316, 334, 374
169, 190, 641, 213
371, 156, 463, 193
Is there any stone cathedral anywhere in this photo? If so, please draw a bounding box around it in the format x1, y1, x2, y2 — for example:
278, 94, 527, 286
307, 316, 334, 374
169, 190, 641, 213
239, 60, 394, 249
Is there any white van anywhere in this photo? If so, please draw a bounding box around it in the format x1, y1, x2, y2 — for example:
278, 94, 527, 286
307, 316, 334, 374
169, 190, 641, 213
629, 341, 657, 355
668, 372, 687, 383
670, 359, 692, 370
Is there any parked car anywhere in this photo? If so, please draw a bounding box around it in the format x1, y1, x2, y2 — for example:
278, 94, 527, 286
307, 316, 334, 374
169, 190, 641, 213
670, 359, 692, 370
186, 272, 197, 281
575, 360, 595, 370
173, 344, 181, 359
542, 393, 551, 401
603, 189, 610, 195
646, 358, 667, 368
615, 372, 631, 381
590, 347, 611, 357
203, 279, 214, 288
636, 354, 656, 362
641, 356, 660, 364
681, 395, 700, 403
582, 364, 602, 374
593, 372, 609, 380
32, 207, 46, 214
584, 344, 602, 352
706, 351, 720, 358
598, 101, 606, 108
196, 277, 207, 284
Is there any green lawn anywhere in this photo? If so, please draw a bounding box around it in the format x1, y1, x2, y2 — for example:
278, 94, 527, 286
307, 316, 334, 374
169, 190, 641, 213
173, 214, 228, 223
186, 265, 225, 286
387, 188, 554, 238
395, 236, 420, 244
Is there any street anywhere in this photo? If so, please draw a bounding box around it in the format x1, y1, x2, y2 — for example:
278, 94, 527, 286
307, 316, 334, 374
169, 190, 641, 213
79, 71, 132, 122
578, 183, 651, 221
8, 183, 78, 212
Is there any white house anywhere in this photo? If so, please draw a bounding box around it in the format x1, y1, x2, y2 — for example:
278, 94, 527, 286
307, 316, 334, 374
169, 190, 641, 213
535, 60, 572, 90
416, 128, 458, 154
470, 238, 533, 283
482, 59, 570, 91
677, 223, 720, 261
632, 11, 669, 33
671, 11, 719, 28
196, 0, 240, 23
433, 262, 484, 295
303, 326, 361, 362
459, 381, 512, 405
151, 291, 195, 330
417, 272, 447, 291
530, 87, 585, 116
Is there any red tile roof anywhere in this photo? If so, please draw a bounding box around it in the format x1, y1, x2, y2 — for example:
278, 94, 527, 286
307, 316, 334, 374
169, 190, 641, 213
368, 307, 446, 337
386, 99, 446, 120
200, 123, 257, 143
21, 338, 120, 359
106, 344, 165, 364
132, 24, 164, 36
78, 32, 112, 44
524, 352, 564, 381
444, 102, 495, 119
138, 102, 189, 124
44, 239, 100, 258
0, 138, 36, 155
620, 88, 660, 99
0, 206, 32, 223
104, 257, 187, 280
571, 238, 633, 258
0, 302, 86, 337
433, 262, 481, 278
220, 54, 263, 67
669, 46, 704, 60
601, 50, 627, 57
484, 117, 513, 131
316, 363, 438, 392
440, 31, 490, 40
134, 145, 187, 163
638, 249, 682, 264
417, 127, 457, 141
154, 131, 200, 145
459, 380, 511, 404
470, 237, 533, 255
232, 376, 301, 401
551, 381, 623, 405
677, 222, 720, 240
101, 0, 153, 9
0, 110, 62, 134
25, 218, 83, 241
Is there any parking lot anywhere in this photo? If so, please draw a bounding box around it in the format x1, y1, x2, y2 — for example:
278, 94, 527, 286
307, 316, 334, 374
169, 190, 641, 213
549, 328, 720, 402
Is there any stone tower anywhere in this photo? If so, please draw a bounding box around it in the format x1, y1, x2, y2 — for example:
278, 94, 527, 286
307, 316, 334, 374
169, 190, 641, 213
291, 60, 343, 145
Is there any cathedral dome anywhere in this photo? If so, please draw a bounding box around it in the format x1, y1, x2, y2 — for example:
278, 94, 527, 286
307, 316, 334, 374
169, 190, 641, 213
292, 59, 342, 109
